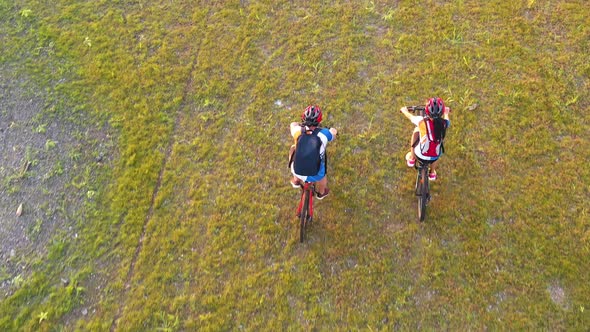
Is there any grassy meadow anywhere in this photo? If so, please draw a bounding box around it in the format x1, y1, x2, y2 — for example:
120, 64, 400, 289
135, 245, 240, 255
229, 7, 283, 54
1, 0, 589, 330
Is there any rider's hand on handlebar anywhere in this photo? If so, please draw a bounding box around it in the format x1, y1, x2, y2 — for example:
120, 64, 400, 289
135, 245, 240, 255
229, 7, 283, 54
400, 106, 408, 113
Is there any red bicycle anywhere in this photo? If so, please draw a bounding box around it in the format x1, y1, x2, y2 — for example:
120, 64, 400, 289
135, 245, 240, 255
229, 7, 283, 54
296, 182, 315, 243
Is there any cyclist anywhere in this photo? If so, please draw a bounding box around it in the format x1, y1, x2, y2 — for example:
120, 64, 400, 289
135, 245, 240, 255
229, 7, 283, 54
400, 97, 450, 180
288, 105, 337, 200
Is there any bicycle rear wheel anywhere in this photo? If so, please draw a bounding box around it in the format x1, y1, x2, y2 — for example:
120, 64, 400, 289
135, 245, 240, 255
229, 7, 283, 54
299, 189, 310, 243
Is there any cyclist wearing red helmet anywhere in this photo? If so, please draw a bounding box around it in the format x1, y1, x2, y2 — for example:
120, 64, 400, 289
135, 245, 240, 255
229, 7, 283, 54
288, 105, 338, 199
400, 97, 450, 180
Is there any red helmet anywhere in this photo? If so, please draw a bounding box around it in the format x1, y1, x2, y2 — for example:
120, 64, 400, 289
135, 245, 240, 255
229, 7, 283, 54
426, 97, 445, 118
301, 105, 323, 125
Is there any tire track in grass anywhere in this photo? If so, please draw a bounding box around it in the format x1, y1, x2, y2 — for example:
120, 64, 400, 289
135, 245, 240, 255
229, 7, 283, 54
109, 52, 199, 332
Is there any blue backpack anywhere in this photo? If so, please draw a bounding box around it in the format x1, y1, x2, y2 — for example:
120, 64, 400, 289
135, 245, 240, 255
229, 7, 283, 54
292, 127, 322, 176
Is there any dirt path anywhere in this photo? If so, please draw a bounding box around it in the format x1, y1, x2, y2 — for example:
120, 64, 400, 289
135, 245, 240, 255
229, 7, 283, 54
0, 66, 47, 294
0, 63, 101, 297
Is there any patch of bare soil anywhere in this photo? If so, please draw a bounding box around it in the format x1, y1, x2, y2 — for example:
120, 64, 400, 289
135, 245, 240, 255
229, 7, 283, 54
0, 62, 113, 313
547, 281, 569, 310
1, 64, 55, 296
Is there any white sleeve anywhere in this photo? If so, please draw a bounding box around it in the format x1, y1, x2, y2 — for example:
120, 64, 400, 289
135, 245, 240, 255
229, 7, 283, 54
290, 123, 301, 137
410, 115, 422, 127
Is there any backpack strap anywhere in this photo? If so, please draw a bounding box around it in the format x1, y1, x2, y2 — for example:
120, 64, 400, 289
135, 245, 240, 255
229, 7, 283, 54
315, 127, 327, 173
288, 144, 295, 169
324, 145, 328, 176
301, 126, 322, 135
424, 118, 434, 142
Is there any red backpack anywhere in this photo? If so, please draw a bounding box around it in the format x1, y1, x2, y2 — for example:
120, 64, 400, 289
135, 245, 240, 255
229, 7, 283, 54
419, 118, 445, 158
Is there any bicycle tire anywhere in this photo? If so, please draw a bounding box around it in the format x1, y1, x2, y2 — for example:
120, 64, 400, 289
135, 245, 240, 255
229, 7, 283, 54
415, 168, 422, 196
418, 166, 429, 222
299, 189, 310, 243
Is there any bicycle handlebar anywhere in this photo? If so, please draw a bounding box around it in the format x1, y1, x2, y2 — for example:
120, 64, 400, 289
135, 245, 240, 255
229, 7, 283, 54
407, 106, 425, 112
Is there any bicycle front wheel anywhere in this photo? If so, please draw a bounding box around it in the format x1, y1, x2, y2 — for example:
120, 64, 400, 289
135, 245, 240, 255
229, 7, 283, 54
418, 193, 427, 221
299, 189, 310, 243
417, 166, 429, 222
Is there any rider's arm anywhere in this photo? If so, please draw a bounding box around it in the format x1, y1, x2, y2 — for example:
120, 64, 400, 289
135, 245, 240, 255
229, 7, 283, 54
319, 127, 337, 142
329, 127, 337, 137
443, 107, 451, 126
290, 122, 302, 144
290, 122, 301, 137
400, 106, 414, 121
400, 107, 422, 126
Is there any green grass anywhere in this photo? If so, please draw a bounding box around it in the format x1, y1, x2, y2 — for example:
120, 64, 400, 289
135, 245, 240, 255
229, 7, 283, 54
1, 0, 589, 330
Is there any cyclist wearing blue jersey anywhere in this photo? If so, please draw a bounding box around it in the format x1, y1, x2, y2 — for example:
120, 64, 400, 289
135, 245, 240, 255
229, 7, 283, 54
288, 105, 337, 200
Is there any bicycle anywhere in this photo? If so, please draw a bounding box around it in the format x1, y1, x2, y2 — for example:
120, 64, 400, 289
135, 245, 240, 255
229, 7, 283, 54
407, 105, 433, 222
290, 125, 338, 242
296, 181, 315, 243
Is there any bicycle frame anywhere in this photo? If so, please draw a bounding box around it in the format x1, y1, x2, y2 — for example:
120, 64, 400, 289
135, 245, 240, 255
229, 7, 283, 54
414, 158, 432, 222
416, 158, 433, 188
296, 182, 314, 242
296, 182, 314, 218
